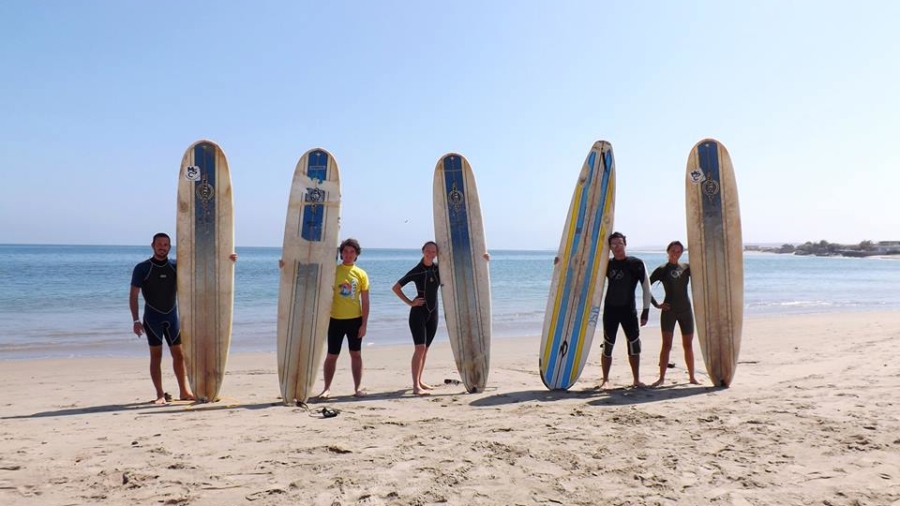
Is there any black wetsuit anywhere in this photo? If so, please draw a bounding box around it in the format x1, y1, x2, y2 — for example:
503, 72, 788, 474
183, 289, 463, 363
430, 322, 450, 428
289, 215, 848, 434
650, 262, 694, 334
397, 261, 441, 347
131, 257, 180, 347
603, 256, 648, 357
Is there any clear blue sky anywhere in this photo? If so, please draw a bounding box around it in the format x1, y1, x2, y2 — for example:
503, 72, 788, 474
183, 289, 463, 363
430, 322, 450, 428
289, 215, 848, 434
2, 1, 898, 249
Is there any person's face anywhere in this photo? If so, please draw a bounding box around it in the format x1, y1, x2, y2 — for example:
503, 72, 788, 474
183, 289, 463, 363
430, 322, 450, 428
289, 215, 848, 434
422, 244, 438, 263
610, 238, 626, 258
667, 245, 684, 263
152, 237, 171, 259
340, 245, 358, 265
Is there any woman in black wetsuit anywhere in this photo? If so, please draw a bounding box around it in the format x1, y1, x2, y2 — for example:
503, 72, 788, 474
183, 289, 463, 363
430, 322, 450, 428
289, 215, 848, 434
392, 241, 441, 395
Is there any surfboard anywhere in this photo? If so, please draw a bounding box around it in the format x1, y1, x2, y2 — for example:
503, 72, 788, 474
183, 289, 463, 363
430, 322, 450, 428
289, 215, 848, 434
539, 141, 616, 390
276, 148, 341, 405
433, 153, 491, 393
176, 139, 235, 402
685, 138, 743, 387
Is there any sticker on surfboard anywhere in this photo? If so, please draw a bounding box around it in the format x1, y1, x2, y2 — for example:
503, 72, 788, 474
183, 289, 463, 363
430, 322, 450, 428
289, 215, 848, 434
185, 165, 201, 181
688, 168, 706, 184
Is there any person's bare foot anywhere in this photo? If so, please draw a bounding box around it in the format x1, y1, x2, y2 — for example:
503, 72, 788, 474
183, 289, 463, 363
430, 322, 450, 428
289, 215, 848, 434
152, 394, 168, 405
598, 380, 610, 390
651, 378, 665, 388
689, 377, 701, 385
631, 381, 647, 388
353, 389, 367, 398
412, 388, 431, 396
419, 383, 434, 390
179, 391, 195, 401
316, 389, 331, 400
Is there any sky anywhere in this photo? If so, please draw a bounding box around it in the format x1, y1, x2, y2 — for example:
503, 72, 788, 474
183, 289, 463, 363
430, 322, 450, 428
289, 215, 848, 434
1, 1, 898, 250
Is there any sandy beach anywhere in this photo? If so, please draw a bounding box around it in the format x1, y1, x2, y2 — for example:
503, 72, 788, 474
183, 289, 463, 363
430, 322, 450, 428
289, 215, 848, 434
2, 312, 899, 506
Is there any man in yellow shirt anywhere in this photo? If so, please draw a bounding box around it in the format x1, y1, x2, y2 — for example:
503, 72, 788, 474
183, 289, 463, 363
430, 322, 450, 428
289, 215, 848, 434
318, 238, 370, 398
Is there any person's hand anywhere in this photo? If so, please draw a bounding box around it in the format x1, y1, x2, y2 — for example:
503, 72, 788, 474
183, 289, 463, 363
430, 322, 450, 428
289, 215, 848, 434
660, 303, 671, 311
133, 321, 144, 337
358, 322, 367, 339
229, 253, 238, 262
640, 308, 649, 327
278, 259, 284, 269
411, 297, 425, 307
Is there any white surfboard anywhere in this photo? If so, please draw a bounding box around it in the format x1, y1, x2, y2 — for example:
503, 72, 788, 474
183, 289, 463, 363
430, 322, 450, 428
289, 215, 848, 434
276, 148, 341, 405
685, 138, 743, 387
540, 141, 616, 390
433, 153, 491, 393
176, 139, 235, 402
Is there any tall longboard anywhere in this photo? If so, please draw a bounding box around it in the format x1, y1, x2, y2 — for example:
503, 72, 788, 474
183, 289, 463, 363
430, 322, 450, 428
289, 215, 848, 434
433, 153, 491, 393
540, 141, 616, 390
276, 148, 341, 405
176, 140, 235, 402
685, 138, 743, 387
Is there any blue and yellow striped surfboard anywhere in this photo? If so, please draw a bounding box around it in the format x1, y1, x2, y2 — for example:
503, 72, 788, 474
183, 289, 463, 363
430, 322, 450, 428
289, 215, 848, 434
176, 139, 235, 402
685, 138, 743, 387
433, 153, 491, 393
276, 148, 341, 405
540, 141, 616, 390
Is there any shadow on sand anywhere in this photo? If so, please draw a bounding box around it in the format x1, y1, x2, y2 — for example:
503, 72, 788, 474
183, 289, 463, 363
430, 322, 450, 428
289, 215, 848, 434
469, 384, 717, 408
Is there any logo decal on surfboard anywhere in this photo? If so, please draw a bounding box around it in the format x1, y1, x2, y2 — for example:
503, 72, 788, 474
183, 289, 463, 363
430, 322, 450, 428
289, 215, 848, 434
185, 165, 201, 181
448, 182, 464, 212
196, 179, 215, 202
701, 178, 720, 201
689, 168, 706, 184
306, 187, 324, 204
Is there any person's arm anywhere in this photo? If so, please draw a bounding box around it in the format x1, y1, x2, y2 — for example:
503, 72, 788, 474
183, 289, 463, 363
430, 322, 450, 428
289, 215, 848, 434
359, 290, 370, 338
129, 286, 143, 336
640, 263, 652, 325
648, 267, 664, 310
392, 282, 423, 307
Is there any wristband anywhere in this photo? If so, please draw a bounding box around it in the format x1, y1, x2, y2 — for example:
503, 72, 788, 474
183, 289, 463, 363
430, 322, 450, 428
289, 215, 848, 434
134, 319, 141, 324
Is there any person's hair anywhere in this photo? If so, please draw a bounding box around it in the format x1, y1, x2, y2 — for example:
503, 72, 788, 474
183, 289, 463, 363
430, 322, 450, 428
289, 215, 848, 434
421, 241, 438, 252
608, 232, 626, 246
339, 238, 361, 256
666, 240, 685, 252
152, 233, 170, 244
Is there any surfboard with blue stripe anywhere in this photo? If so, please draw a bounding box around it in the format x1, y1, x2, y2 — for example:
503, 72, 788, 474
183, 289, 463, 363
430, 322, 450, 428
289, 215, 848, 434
539, 141, 616, 390
685, 138, 743, 387
176, 139, 235, 402
433, 153, 491, 393
277, 148, 341, 405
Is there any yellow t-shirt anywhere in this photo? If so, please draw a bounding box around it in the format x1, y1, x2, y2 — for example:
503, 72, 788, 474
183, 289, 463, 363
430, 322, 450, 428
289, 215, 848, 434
331, 263, 369, 319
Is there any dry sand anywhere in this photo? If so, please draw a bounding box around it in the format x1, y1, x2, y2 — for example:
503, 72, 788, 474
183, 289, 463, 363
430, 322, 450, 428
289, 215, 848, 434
2, 312, 899, 505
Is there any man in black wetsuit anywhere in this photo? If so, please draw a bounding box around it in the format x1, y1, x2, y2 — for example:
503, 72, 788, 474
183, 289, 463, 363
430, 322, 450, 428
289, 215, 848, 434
600, 231, 652, 389
129, 233, 192, 404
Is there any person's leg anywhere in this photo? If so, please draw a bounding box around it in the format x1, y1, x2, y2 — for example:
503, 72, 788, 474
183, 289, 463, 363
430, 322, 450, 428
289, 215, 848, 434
348, 318, 365, 397
600, 312, 618, 388
169, 344, 194, 400
149, 345, 165, 404
411, 344, 428, 394
419, 312, 438, 390
318, 318, 344, 399
682, 333, 699, 384
652, 331, 674, 387
624, 311, 644, 388
350, 351, 364, 396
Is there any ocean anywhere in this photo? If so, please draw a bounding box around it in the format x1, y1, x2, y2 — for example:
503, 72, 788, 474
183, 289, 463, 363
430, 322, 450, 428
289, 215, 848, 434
1, 244, 899, 360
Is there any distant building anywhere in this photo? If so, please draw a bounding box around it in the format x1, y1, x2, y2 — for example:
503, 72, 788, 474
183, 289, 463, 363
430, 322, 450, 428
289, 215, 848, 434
876, 241, 900, 254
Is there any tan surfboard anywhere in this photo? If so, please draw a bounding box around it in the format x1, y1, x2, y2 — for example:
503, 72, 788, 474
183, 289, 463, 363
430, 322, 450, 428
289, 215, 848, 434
276, 148, 341, 405
176, 140, 235, 401
685, 138, 743, 387
433, 153, 491, 393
